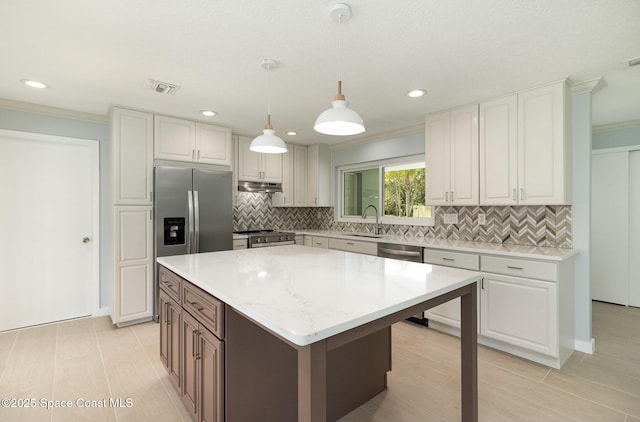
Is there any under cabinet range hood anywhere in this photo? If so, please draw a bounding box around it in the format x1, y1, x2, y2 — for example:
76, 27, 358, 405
238, 181, 282, 193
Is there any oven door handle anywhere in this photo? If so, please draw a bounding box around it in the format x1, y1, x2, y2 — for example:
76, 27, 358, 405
250, 241, 295, 248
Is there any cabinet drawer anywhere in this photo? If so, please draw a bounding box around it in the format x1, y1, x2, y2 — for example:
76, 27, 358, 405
232, 238, 248, 250
311, 236, 329, 249
182, 282, 224, 339
424, 249, 479, 270
481, 255, 557, 282
159, 266, 182, 302
328, 238, 377, 256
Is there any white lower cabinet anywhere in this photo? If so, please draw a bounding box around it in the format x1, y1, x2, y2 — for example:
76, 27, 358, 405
112, 206, 153, 326
328, 238, 377, 256
305, 236, 328, 249
423, 249, 480, 331
422, 249, 574, 369
480, 273, 557, 356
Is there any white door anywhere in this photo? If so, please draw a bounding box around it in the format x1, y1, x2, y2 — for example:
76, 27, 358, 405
0, 130, 98, 331
630, 151, 640, 307
591, 151, 629, 305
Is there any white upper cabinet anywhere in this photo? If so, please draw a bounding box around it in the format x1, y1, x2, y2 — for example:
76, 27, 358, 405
517, 81, 570, 205
425, 105, 479, 206
479, 95, 518, 205
111, 107, 154, 205
272, 143, 294, 207
154, 115, 231, 166
195, 123, 232, 165
307, 144, 331, 207
237, 136, 282, 183
480, 80, 571, 205
293, 145, 308, 207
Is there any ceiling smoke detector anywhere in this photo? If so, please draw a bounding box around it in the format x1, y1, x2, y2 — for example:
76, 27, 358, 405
145, 79, 181, 95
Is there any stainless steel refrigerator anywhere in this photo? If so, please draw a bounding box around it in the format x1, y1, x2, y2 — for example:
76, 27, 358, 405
153, 166, 233, 319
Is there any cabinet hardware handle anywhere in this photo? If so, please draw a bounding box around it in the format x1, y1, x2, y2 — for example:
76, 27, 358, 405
192, 149, 196, 159
442, 257, 455, 261
481, 278, 485, 289
195, 330, 201, 360
451, 191, 454, 202
507, 265, 524, 270
346, 242, 354, 245
520, 188, 524, 201
197, 150, 200, 160
164, 303, 170, 324
445, 191, 449, 202
192, 329, 197, 358
512, 188, 516, 201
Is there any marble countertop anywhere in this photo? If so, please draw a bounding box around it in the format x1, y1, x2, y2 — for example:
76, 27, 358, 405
295, 229, 577, 261
157, 245, 482, 346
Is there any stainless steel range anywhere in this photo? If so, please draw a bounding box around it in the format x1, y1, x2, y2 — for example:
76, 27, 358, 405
235, 230, 296, 248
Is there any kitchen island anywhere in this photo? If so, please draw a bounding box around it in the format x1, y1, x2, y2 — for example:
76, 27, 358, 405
158, 245, 482, 422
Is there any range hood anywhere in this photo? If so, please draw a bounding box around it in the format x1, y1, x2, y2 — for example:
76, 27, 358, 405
238, 181, 282, 193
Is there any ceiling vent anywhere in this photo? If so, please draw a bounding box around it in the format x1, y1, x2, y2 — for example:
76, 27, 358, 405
145, 79, 181, 95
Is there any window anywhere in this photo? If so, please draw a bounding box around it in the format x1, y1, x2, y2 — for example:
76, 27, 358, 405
338, 155, 433, 226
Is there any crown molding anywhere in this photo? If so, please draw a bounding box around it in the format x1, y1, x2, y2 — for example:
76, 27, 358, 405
570, 77, 604, 95
593, 119, 640, 133
0, 98, 107, 123
330, 123, 424, 151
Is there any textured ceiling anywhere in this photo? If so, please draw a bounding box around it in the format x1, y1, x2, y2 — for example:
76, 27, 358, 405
1, 0, 639, 145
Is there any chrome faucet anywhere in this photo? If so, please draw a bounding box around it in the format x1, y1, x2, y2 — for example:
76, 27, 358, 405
362, 204, 382, 235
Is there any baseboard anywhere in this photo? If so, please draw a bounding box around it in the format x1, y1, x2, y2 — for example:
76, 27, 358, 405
93, 307, 110, 317
574, 337, 595, 354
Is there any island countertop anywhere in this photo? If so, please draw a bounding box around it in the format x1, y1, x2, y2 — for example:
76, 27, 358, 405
157, 244, 482, 346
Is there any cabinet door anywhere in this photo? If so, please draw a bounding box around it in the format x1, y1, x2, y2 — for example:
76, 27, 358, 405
262, 151, 283, 183
273, 143, 293, 207
154, 115, 196, 162
480, 273, 557, 357
517, 82, 568, 205
425, 111, 450, 205
168, 300, 181, 390
479, 95, 518, 205
114, 206, 153, 324
111, 108, 153, 205
237, 136, 262, 182
307, 144, 331, 206
159, 291, 170, 369
449, 105, 479, 205
196, 123, 231, 165
181, 311, 198, 419
293, 145, 308, 206
198, 327, 224, 422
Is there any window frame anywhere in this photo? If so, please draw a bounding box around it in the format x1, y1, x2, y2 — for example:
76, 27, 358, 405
335, 154, 434, 227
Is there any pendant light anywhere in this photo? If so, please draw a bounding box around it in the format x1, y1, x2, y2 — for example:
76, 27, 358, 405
314, 3, 365, 136
250, 59, 287, 154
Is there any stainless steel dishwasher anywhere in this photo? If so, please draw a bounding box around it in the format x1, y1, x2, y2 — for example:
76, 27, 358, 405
377, 243, 427, 325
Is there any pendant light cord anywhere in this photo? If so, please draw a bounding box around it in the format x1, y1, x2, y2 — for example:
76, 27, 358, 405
336, 13, 345, 99
265, 62, 273, 129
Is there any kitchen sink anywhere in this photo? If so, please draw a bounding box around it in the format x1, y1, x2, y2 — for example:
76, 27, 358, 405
343, 233, 383, 238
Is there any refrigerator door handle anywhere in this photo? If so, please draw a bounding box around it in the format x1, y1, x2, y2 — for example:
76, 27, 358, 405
194, 190, 200, 253
187, 190, 195, 254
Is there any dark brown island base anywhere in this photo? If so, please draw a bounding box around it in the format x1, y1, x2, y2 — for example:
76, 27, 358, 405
158, 246, 480, 422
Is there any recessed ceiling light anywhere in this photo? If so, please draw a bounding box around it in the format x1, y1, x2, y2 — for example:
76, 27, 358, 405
21, 79, 47, 89
201, 110, 217, 117
407, 89, 426, 98
287, 131, 297, 136
628, 57, 640, 67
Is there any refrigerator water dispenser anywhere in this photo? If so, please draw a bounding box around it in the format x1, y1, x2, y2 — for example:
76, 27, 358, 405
164, 217, 185, 245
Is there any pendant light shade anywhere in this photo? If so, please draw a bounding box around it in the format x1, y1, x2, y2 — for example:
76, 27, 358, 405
250, 59, 287, 154
314, 3, 365, 136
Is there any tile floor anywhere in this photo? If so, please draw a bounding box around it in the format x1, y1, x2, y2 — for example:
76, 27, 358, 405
0, 301, 638, 422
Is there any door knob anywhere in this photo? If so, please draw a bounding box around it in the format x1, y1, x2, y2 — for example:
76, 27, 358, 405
82, 237, 91, 243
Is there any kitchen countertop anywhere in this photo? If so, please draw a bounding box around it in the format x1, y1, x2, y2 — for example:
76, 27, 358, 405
295, 229, 577, 261
157, 245, 482, 346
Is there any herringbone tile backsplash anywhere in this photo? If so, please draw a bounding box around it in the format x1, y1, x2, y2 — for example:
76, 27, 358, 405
234, 192, 572, 248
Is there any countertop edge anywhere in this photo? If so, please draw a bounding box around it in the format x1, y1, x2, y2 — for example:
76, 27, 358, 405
294, 230, 578, 261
